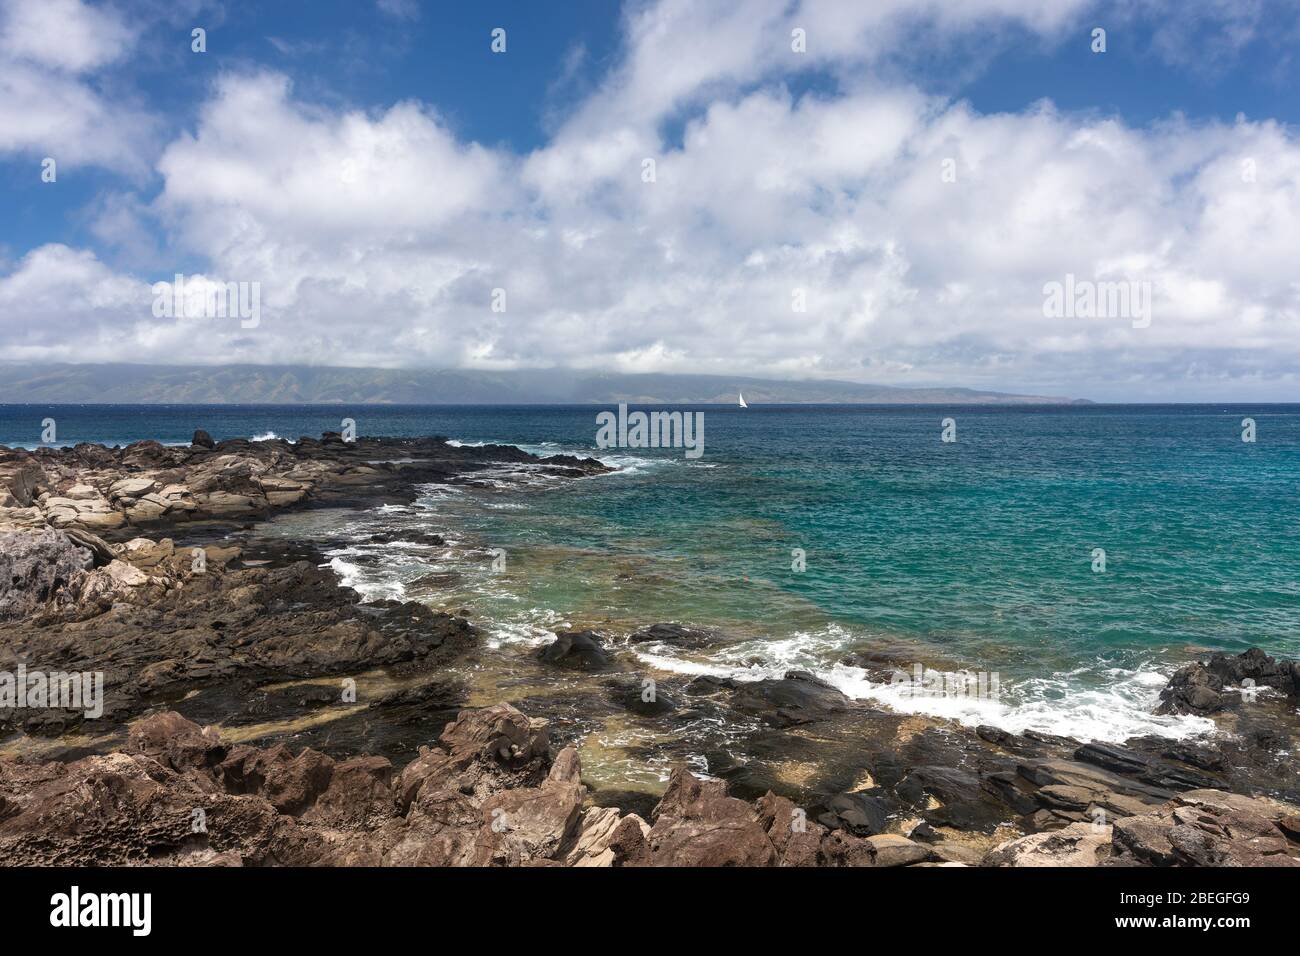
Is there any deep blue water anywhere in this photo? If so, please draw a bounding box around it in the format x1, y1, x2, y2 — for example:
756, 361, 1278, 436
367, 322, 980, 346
4, 402, 1297, 740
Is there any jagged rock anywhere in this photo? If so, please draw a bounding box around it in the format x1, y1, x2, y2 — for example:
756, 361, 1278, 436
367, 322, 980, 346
0, 528, 91, 620
1074, 742, 1220, 791
118, 537, 176, 568
3, 433, 609, 537
2, 551, 481, 733
43, 494, 125, 531
475, 747, 585, 865
192, 430, 216, 449
756, 792, 826, 866
366, 529, 445, 546
730, 670, 849, 727
3, 703, 1298, 868
1074, 742, 1148, 775
984, 822, 1114, 867
1109, 790, 1300, 867
258, 476, 308, 506
0, 705, 575, 866
74, 559, 151, 606
897, 765, 1011, 831
1156, 662, 1225, 715
908, 820, 939, 842
816, 790, 893, 835
977, 725, 1016, 746
61, 527, 115, 566
301, 756, 398, 829
1157, 648, 1300, 715
1206, 647, 1300, 696
985, 771, 1050, 816
627, 766, 777, 866
563, 806, 650, 866
537, 630, 611, 670
125, 497, 169, 522
366, 678, 463, 719
0, 505, 44, 528
1, 460, 49, 506
818, 828, 878, 866
396, 703, 551, 810
201, 544, 241, 566
109, 477, 158, 499
128, 711, 227, 772
1016, 757, 1174, 821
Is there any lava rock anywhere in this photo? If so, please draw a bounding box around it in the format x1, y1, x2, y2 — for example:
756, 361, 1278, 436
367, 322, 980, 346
628, 623, 718, 648
730, 670, 849, 727
537, 630, 612, 670
815, 789, 893, 835
607, 678, 677, 716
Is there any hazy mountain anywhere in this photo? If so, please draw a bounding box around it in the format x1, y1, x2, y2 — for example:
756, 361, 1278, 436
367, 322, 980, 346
0, 364, 1085, 405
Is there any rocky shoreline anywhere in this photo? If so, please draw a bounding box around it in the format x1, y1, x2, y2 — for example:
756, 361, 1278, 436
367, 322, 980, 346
2, 432, 1299, 867
4, 692, 1299, 867
0, 429, 609, 535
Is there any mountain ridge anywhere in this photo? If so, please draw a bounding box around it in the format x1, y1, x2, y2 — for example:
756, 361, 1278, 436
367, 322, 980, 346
0, 364, 1087, 405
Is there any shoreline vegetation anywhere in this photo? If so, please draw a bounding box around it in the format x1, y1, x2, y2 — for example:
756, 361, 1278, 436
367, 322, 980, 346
1, 430, 1298, 866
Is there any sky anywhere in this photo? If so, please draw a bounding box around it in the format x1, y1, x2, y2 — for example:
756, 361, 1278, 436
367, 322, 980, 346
2, 0, 1300, 402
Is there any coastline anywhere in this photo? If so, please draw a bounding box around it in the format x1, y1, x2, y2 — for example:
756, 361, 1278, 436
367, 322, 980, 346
2, 430, 1299, 867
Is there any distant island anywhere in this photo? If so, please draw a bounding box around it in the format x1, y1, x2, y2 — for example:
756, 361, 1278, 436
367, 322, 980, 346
0, 364, 1086, 405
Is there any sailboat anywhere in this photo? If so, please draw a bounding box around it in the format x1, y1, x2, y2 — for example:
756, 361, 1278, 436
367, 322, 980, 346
738, 392, 748, 408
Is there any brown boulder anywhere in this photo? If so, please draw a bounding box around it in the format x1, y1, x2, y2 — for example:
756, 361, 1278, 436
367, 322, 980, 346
629, 766, 777, 866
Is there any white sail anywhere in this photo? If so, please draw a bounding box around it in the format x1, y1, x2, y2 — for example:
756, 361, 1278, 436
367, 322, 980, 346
738, 392, 747, 407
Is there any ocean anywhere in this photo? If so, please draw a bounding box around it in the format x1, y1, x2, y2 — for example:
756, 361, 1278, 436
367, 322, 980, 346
4, 402, 1298, 746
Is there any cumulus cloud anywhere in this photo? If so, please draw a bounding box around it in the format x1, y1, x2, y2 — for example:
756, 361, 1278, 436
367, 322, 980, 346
0, 244, 152, 361
0, 0, 134, 72
0, 0, 154, 173
2, 0, 1300, 399
567, 0, 1091, 130
0, 59, 154, 173
157, 73, 509, 247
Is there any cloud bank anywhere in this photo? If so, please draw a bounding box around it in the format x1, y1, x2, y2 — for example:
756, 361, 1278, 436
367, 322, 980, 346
2, 0, 1299, 400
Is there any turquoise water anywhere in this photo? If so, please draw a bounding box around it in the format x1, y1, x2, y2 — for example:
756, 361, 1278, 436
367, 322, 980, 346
4, 403, 1298, 740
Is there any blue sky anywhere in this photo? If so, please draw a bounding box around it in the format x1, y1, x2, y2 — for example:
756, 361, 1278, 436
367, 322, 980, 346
8, 0, 1299, 254
3, 0, 624, 257
2, 0, 1300, 400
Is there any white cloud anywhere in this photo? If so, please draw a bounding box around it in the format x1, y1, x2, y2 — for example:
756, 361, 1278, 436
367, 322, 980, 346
0, 244, 151, 361
0, 58, 154, 172
157, 73, 508, 246
559, 0, 1093, 137
0, 0, 133, 73
0, 0, 153, 173
3, 0, 1300, 399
